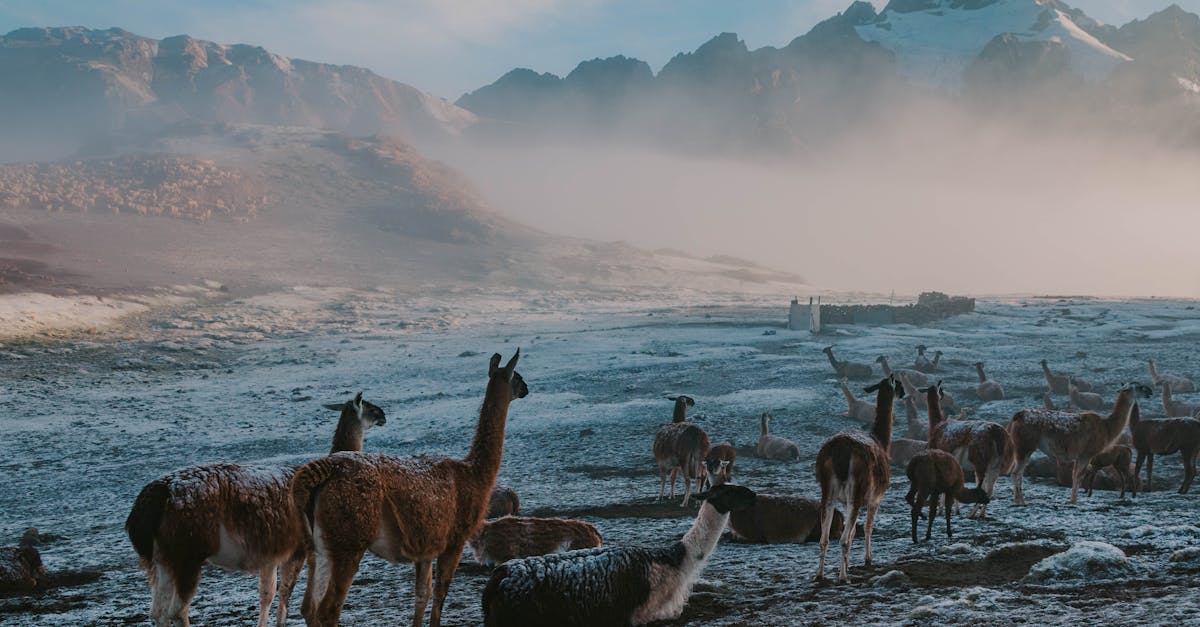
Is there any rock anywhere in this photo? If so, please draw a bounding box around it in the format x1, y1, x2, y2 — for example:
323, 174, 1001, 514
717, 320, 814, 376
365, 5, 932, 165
871, 570, 910, 588
1023, 541, 1130, 583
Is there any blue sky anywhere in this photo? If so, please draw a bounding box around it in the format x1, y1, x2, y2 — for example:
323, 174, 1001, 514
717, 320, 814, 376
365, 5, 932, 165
0, 0, 1192, 99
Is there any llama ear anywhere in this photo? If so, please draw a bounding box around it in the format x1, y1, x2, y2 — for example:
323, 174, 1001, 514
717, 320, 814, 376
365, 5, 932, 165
322, 403, 346, 411
503, 349, 520, 379
683, 396, 695, 407
354, 391, 363, 404
489, 353, 503, 376
667, 396, 678, 401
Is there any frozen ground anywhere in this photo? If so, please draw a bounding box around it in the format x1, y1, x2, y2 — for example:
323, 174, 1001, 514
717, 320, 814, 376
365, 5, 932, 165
1, 289, 1199, 625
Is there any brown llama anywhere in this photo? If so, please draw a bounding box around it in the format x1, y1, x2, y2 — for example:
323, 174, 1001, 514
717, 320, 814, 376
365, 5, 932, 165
1083, 445, 1137, 498
1129, 400, 1200, 496
822, 346, 872, 379
1009, 382, 1152, 505
652, 395, 711, 506
701, 443, 737, 490
814, 375, 903, 582
0, 542, 44, 593
924, 380, 1014, 519
1041, 358, 1091, 394
727, 494, 844, 544
124, 393, 385, 627
974, 362, 1004, 401
291, 351, 527, 627
889, 437, 928, 468
904, 450, 989, 543
757, 412, 800, 461
469, 516, 602, 566
486, 486, 521, 519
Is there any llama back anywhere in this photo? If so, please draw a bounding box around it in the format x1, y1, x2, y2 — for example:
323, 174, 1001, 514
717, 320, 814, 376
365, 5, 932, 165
470, 517, 603, 566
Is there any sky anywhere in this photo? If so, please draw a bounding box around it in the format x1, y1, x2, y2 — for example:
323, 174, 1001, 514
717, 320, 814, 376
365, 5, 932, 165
0, 0, 1194, 100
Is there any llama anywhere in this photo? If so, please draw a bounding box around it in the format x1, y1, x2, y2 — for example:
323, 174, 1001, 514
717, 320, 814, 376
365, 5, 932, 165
727, 494, 843, 544
1040, 359, 1091, 394
889, 437, 929, 468
1083, 445, 1136, 498
487, 486, 521, 519
814, 375, 902, 582
839, 378, 876, 425
904, 450, 989, 543
1161, 381, 1200, 417
897, 372, 959, 416
974, 362, 1004, 401
481, 484, 755, 627
1148, 358, 1195, 393
1129, 400, 1200, 495
125, 393, 385, 627
652, 395, 711, 506
700, 443, 737, 490
876, 355, 928, 387
1069, 383, 1104, 412
903, 396, 926, 440
291, 352, 527, 627
1009, 382, 1152, 505
914, 345, 942, 374
822, 346, 872, 379
469, 517, 602, 566
925, 381, 1014, 518
0, 541, 43, 593
757, 412, 800, 461
1042, 393, 1056, 410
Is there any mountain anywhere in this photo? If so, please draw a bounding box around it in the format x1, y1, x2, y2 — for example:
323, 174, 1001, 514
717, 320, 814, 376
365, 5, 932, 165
1104, 5, 1200, 100
0, 27, 476, 153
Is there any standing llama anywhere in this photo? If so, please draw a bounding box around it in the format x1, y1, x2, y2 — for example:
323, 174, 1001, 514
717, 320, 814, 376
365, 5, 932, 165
291, 352, 527, 627
925, 381, 1014, 518
652, 395, 711, 506
125, 394, 385, 627
814, 375, 903, 582
757, 412, 800, 461
1009, 382, 1152, 505
905, 450, 989, 543
1129, 400, 1200, 495
1083, 445, 1137, 498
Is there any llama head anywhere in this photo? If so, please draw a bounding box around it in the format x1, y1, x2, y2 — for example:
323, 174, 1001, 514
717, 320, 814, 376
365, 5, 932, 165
1120, 382, 1153, 399
489, 350, 528, 398
917, 380, 945, 399
822, 346, 834, 354
704, 458, 732, 485
969, 487, 991, 504
324, 393, 386, 427
916, 345, 927, 354
667, 395, 696, 408
875, 355, 887, 364
974, 361, 984, 368
865, 375, 904, 399
1040, 358, 1049, 366
692, 484, 755, 514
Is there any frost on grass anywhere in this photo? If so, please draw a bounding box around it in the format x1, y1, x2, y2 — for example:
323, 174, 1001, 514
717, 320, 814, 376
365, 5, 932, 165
911, 587, 1004, 620
1023, 542, 1130, 584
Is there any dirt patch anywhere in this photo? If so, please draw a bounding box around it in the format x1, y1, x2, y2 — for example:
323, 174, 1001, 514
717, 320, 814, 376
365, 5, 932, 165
896, 543, 1064, 587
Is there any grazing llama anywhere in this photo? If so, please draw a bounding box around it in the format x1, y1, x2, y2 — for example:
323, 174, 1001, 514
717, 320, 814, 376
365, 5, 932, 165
1147, 358, 1195, 393
822, 346, 872, 379
481, 484, 755, 627
1160, 381, 1200, 417
814, 375, 903, 582
1009, 382, 1151, 504
757, 412, 800, 461
1129, 400, 1200, 495
125, 394, 385, 627
727, 494, 843, 544
839, 378, 877, 426
291, 351, 527, 627
1083, 445, 1136, 498
652, 395, 711, 506
469, 517, 602, 566
974, 362, 1004, 401
925, 381, 1014, 518
1040, 358, 1091, 394
486, 486, 521, 518
876, 355, 928, 387
905, 450, 989, 543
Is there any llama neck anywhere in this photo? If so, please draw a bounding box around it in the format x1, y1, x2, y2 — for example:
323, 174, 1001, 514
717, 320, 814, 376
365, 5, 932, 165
871, 387, 896, 449
926, 388, 946, 439
672, 401, 688, 424
975, 364, 986, 383
680, 503, 730, 578
1129, 401, 1141, 430
1105, 390, 1137, 441
904, 398, 918, 431
330, 411, 365, 453
1162, 383, 1173, 406
840, 381, 856, 406
1148, 360, 1160, 381
824, 350, 841, 371
760, 415, 769, 438
463, 378, 514, 480
931, 353, 941, 368
879, 358, 893, 377
1041, 362, 1054, 381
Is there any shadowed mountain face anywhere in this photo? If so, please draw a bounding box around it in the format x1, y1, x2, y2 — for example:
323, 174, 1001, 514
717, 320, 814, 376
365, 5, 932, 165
0, 27, 476, 157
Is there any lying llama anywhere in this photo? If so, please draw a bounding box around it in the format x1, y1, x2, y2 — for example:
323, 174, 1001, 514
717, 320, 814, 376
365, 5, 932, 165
1041, 358, 1091, 395
905, 450, 989, 543
1083, 445, 1136, 498
757, 412, 800, 461
902, 396, 926, 440
125, 393, 385, 627
652, 395, 711, 506
291, 351, 526, 627
1009, 382, 1151, 504
1147, 358, 1195, 393
974, 362, 1004, 401
1129, 400, 1200, 495
487, 486, 521, 519
822, 346, 872, 379
1069, 383, 1104, 412
876, 355, 928, 387
481, 484, 755, 627
727, 494, 843, 544
0, 533, 44, 593
889, 437, 928, 469
913, 345, 942, 374
815, 375, 902, 582
469, 516, 602, 566
1161, 381, 1200, 417
925, 381, 1014, 518
897, 372, 959, 416
839, 378, 876, 426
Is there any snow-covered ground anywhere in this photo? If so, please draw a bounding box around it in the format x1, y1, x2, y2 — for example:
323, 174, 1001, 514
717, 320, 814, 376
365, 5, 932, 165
1, 290, 1198, 625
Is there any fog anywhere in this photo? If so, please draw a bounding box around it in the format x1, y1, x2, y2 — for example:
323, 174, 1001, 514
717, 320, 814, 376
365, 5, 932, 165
436, 111, 1200, 299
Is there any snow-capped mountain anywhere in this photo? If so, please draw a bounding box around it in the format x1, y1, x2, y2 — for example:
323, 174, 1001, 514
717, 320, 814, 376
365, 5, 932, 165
855, 0, 1131, 87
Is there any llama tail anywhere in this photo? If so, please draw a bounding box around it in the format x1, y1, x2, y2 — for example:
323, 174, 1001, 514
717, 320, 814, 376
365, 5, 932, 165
290, 457, 343, 536
126, 478, 169, 566
831, 443, 852, 483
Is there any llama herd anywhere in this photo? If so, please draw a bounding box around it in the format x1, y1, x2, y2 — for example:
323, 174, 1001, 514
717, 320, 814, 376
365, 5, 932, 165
102, 342, 1200, 626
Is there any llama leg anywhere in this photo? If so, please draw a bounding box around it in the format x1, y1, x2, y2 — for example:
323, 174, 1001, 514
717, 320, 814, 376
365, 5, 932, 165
1180, 450, 1196, 494
314, 550, 365, 627
277, 550, 305, 627
1069, 460, 1081, 503
681, 471, 693, 507
863, 503, 878, 566
149, 560, 173, 627
839, 503, 861, 583
1133, 451, 1146, 496
412, 560, 433, 627
944, 492, 953, 539
256, 566, 277, 627
815, 497, 836, 581
657, 467, 667, 501
669, 468, 678, 500
165, 559, 201, 627
1084, 467, 1096, 497
1012, 456, 1030, 506
1147, 455, 1154, 492
926, 492, 937, 542
430, 547, 465, 627
909, 493, 922, 544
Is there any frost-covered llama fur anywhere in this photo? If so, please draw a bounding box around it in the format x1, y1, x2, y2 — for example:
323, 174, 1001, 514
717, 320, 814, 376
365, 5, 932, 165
1148, 358, 1196, 393
0, 544, 44, 593
1083, 445, 1136, 498
875, 355, 928, 387
481, 484, 755, 627
292, 351, 527, 627
974, 362, 1004, 401
1161, 380, 1200, 417
727, 494, 844, 544
124, 393, 384, 627
469, 516, 602, 566
814, 375, 901, 582
1041, 358, 1090, 395
1129, 401, 1200, 496
700, 443, 737, 490
822, 346, 872, 379
840, 378, 876, 426
925, 380, 1014, 518
904, 450, 989, 543
1009, 382, 1152, 505
652, 395, 711, 506
757, 413, 800, 461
